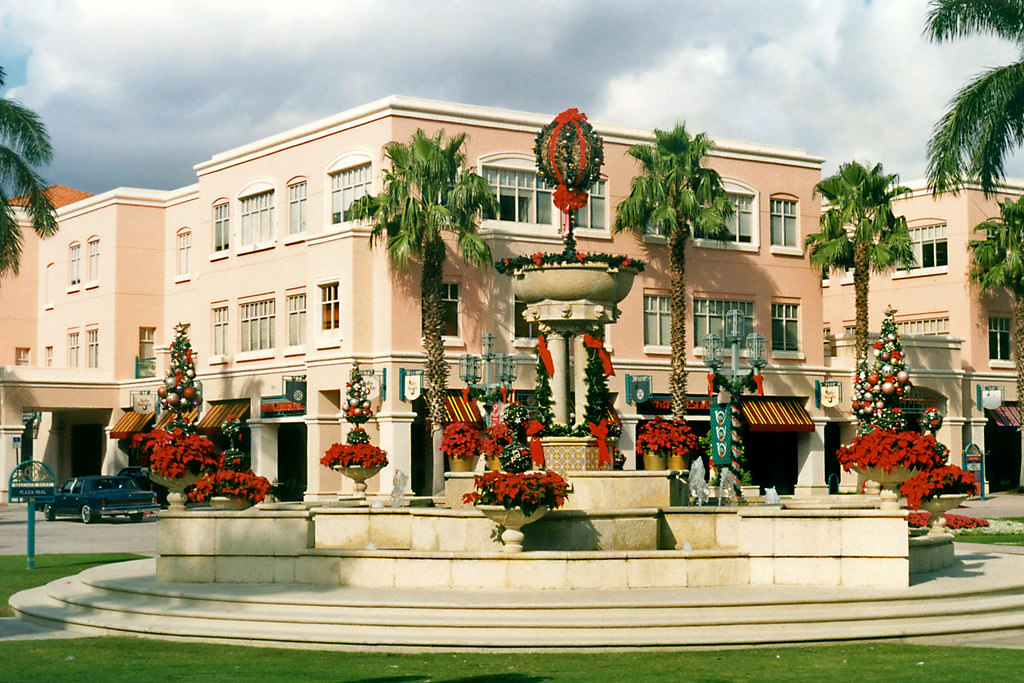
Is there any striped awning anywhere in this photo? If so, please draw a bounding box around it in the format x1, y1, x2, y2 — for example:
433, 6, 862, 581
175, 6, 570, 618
153, 408, 199, 431
109, 410, 155, 439
445, 390, 483, 425
197, 400, 251, 434
739, 398, 815, 433
987, 404, 1021, 428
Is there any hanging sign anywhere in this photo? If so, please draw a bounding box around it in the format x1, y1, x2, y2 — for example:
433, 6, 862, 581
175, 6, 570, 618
400, 369, 423, 402
710, 402, 733, 467
816, 380, 842, 408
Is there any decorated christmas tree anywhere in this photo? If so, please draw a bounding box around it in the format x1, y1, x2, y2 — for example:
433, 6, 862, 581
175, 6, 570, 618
158, 323, 203, 433
533, 335, 555, 428
851, 305, 913, 429
582, 332, 613, 427
344, 361, 374, 444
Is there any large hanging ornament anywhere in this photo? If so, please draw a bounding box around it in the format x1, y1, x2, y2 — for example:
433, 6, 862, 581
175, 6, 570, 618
881, 382, 895, 395
534, 108, 604, 214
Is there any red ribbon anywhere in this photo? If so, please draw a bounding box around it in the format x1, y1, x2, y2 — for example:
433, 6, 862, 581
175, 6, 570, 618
536, 335, 555, 377
589, 419, 611, 467
526, 420, 546, 467
499, 386, 508, 404
707, 372, 716, 396
753, 370, 764, 396
461, 387, 470, 403
582, 334, 614, 376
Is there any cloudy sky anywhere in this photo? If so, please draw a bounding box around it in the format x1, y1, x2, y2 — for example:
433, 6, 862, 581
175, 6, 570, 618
1, 0, 1020, 195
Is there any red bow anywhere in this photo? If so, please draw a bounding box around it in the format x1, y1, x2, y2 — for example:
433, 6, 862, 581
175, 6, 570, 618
526, 420, 546, 467
499, 386, 508, 404
753, 370, 764, 396
536, 335, 554, 377
589, 419, 611, 467
707, 372, 716, 396
582, 334, 614, 376
462, 387, 470, 403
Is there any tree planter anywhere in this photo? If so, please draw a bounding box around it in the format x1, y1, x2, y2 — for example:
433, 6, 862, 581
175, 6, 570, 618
334, 465, 383, 499
541, 436, 604, 471
667, 453, 690, 470
642, 452, 668, 471
148, 470, 203, 511
918, 494, 968, 534
448, 456, 475, 473
477, 505, 550, 553
857, 465, 918, 511
510, 262, 639, 307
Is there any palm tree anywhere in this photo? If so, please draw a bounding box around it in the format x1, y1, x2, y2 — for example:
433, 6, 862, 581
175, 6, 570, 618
349, 129, 496, 494
1, 65, 58, 280
925, 0, 1024, 195
806, 161, 915, 362
613, 124, 732, 420
969, 195, 1024, 412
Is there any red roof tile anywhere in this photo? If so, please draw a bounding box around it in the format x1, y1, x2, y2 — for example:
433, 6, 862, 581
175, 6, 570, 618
10, 184, 92, 209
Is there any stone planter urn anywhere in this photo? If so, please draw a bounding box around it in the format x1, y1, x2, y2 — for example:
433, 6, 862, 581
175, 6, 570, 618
334, 465, 383, 499
147, 470, 203, 511
477, 505, 550, 553
857, 465, 918, 511
510, 262, 639, 309
918, 494, 968, 534
210, 496, 252, 511
541, 436, 603, 471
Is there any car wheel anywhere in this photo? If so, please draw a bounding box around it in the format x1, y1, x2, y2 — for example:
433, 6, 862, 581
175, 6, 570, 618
44, 504, 55, 521
80, 505, 96, 524
128, 512, 143, 522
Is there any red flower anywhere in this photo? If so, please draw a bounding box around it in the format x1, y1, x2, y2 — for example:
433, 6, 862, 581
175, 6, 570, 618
189, 468, 271, 504
900, 464, 977, 509
636, 417, 698, 457
133, 429, 223, 479
481, 423, 515, 459
462, 470, 570, 517
321, 442, 389, 469
440, 422, 483, 459
836, 427, 946, 473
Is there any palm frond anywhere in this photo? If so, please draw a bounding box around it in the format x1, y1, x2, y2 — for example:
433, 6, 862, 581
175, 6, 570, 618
925, 0, 1024, 44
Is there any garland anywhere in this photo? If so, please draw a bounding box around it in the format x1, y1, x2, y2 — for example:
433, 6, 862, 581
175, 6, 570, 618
495, 251, 644, 275
533, 108, 604, 212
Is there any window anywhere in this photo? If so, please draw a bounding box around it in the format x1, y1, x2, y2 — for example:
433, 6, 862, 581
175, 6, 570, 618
513, 297, 537, 340
771, 303, 799, 352
644, 295, 671, 346
288, 182, 307, 235
483, 167, 552, 224
571, 180, 606, 230
770, 198, 798, 247
240, 191, 274, 247
895, 317, 950, 336
87, 238, 100, 282
139, 327, 155, 360
693, 298, 754, 347
45, 346, 53, 367
68, 332, 79, 367
240, 299, 275, 352
320, 283, 340, 334
990, 317, 1011, 361
176, 230, 191, 276
214, 202, 230, 252
212, 308, 228, 356
724, 193, 754, 244
330, 164, 372, 224
287, 294, 306, 346
909, 223, 948, 269
15, 348, 29, 366
68, 244, 81, 286
87, 329, 99, 368
442, 282, 459, 337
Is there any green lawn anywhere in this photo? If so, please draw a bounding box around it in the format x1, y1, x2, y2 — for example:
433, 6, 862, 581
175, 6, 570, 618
956, 534, 1024, 545
0, 554, 143, 617
1, 639, 1024, 682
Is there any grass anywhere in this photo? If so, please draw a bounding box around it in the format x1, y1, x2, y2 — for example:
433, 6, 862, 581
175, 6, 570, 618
956, 534, 1024, 545
2, 639, 1024, 682
0, 554, 143, 617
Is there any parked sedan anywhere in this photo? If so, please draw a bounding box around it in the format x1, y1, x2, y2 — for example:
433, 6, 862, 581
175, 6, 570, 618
44, 475, 160, 524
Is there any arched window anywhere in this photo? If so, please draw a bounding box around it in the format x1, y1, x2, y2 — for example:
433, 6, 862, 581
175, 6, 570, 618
87, 237, 100, 283
68, 242, 81, 286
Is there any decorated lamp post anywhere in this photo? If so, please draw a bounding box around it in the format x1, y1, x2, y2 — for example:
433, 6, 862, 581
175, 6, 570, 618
459, 333, 517, 426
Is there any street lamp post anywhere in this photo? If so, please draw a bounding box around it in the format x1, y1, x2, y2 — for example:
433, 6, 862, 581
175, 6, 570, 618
459, 333, 518, 426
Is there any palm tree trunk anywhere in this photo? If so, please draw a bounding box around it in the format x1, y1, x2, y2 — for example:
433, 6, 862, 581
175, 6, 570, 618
669, 231, 688, 420
853, 242, 870, 363
421, 237, 448, 495
1015, 294, 1024, 443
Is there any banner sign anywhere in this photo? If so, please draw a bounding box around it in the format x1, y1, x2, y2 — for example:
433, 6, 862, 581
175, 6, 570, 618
710, 402, 733, 467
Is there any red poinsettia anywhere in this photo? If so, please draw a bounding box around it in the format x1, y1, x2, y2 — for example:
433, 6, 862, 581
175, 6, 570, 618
441, 422, 483, 460
462, 470, 570, 517
321, 442, 389, 469
900, 464, 977, 509
188, 468, 271, 505
907, 511, 988, 530
836, 427, 946, 473
133, 428, 223, 478
636, 417, 699, 457
481, 423, 515, 459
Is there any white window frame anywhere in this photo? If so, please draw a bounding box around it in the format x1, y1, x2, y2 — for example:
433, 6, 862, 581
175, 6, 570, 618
771, 302, 799, 353
319, 283, 340, 338
898, 223, 948, 276
68, 243, 81, 287
176, 229, 191, 277
45, 346, 53, 367
330, 164, 372, 225
15, 347, 30, 366
442, 282, 460, 339
572, 180, 608, 233
287, 293, 307, 347
482, 163, 553, 226
693, 298, 754, 350
240, 190, 275, 248
513, 296, 538, 344
213, 202, 230, 253
87, 238, 100, 284
990, 316, 1011, 362
643, 294, 671, 348
212, 307, 229, 357
139, 327, 155, 360
68, 332, 79, 368
240, 299, 275, 352
769, 197, 800, 252
87, 328, 99, 368
693, 179, 759, 251
288, 182, 307, 236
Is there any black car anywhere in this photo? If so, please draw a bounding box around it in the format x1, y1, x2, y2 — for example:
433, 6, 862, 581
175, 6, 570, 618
118, 466, 169, 507
44, 475, 160, 523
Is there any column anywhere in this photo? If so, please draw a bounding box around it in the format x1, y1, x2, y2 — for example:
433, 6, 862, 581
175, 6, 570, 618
101, 426, 127, 475
547, 330, 570, 425
795, 423, 828, 497
619, 413, 639, 470
305, 413, 343, 502
573, 333, 588, 426
0, 424, 25, 503
377, 410, 416, 498
248, 420, 279, 486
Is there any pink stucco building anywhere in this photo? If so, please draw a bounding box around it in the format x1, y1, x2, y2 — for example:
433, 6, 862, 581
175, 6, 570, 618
0, 95, 916, 501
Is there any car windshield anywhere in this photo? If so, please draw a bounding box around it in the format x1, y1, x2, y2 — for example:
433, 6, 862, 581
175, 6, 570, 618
92, 477, 132, 491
